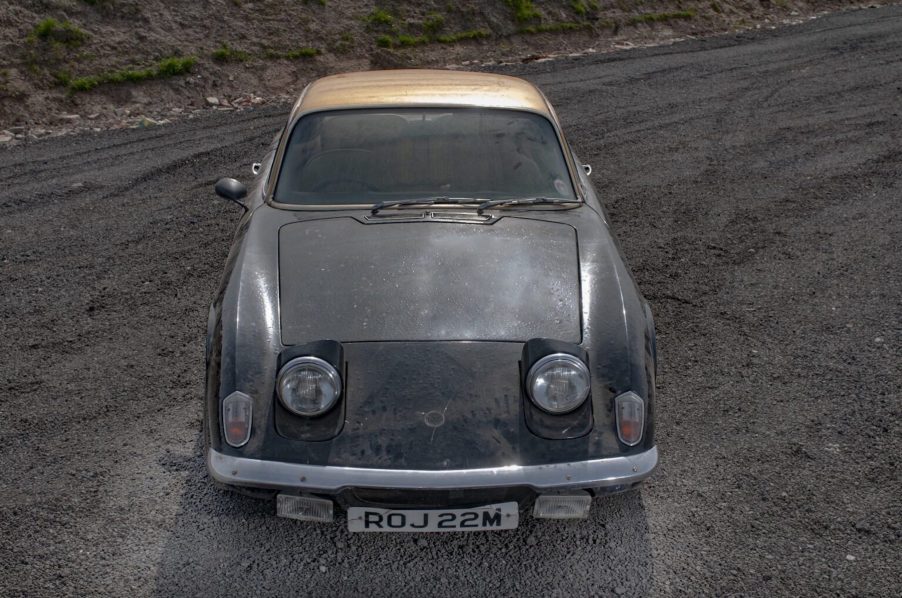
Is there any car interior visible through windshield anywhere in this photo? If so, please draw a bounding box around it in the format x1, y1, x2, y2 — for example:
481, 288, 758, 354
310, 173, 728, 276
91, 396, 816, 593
273, 108, 577, 206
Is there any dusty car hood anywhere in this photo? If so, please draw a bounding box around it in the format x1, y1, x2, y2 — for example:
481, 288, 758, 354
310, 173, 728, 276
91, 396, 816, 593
278, 217, 580, 343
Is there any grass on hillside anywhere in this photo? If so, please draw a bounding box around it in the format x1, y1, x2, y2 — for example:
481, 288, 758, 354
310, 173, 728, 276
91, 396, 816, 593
571, 0, 599, 16
62, 56, 196, 92
264, 47, 320, 59
628, 10, 696, 25
435, 29, 490, 43
29, 18, 88, 47
377, 29, 490, 48
518, 22, 590, 34
505, 0, 541, 22
423, 13, 445, 34
212, 44, 250, 62
366, 9, 394, 26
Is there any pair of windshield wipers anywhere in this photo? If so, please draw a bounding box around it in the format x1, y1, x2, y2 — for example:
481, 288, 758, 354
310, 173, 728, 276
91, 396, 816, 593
370, 196, 581, 215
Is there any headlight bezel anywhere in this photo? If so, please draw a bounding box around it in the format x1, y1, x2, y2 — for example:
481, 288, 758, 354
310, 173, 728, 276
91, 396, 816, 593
276, 355, 343, 417
525, 352, 592, 415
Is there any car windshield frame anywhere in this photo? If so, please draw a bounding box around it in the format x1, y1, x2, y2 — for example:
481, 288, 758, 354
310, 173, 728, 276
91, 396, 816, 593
266, 106, 584, 210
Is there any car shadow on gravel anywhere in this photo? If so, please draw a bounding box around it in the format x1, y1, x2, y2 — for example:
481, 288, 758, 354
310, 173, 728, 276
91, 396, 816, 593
153, 434, 653, 597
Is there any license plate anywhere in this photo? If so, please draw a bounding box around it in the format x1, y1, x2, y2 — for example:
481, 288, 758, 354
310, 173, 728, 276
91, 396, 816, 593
347, 502, 519, 532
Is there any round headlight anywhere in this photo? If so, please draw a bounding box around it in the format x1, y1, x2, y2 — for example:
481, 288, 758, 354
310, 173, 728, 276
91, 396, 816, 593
526, 353, 591, 414
277, 356, 342, 416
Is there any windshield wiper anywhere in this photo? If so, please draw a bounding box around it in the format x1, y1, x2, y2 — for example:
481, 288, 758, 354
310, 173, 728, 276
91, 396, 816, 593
371, 196, 581, 215
370, 197, 483, 214
476, 197, 582, 213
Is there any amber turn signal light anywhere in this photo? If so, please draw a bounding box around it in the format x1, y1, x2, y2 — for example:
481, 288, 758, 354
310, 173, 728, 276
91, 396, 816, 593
614, 391, 645, 446
222, 391, 253, 447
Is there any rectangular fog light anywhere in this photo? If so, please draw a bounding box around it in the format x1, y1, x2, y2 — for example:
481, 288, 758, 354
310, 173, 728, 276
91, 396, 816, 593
533, 492, 592, 520
277, 494, 334, 522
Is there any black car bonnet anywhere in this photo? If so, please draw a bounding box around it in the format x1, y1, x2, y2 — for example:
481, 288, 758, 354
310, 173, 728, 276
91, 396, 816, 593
278, 216, 581, 343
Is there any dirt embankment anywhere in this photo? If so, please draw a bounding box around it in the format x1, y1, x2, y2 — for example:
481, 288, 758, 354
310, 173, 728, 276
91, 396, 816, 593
0, 0, 891, 136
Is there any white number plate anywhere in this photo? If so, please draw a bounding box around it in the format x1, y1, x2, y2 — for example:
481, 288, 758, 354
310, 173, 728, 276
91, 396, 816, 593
347, 502, 519, 532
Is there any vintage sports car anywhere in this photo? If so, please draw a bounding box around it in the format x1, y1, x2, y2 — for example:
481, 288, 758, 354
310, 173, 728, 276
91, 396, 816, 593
205, 70, 658, 532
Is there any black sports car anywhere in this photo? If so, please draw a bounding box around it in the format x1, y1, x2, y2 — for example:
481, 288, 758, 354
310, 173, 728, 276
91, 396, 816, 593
205, 69, 658, 532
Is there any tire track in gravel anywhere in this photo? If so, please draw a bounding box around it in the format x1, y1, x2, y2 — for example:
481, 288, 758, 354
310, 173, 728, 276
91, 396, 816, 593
0, 110, 286, 212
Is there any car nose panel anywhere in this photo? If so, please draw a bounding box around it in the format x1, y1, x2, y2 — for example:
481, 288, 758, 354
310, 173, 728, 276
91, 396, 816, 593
336, 342, 523, 470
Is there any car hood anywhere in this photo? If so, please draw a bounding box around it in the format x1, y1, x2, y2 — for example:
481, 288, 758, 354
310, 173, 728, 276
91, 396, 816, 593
278, 216, 581, 343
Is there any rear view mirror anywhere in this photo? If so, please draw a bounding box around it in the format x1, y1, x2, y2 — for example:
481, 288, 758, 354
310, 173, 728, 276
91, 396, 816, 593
582, 164, 592, 176
214, 177, 248, 210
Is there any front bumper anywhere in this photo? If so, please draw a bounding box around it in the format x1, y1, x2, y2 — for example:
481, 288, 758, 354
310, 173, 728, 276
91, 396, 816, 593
206, 446, 658, 494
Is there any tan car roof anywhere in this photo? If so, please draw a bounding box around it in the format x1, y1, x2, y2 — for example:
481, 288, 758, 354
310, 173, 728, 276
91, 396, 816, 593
290, 69, 555, 119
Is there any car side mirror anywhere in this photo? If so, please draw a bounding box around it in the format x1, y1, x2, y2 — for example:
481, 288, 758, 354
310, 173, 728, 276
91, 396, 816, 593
214, 177, 248, 210
582, 164, 592, 176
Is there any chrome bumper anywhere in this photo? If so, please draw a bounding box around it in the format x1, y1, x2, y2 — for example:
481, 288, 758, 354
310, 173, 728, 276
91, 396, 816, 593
207, 446, 658, 492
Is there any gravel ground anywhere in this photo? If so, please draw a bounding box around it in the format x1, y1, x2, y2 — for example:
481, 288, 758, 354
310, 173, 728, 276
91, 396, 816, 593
1, 6, 900, 597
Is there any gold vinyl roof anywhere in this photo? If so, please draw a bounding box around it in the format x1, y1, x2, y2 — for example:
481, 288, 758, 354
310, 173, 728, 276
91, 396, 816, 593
291, 69, 555, 119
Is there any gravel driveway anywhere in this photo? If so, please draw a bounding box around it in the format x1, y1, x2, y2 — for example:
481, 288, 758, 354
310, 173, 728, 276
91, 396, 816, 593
1, 6, 899, 597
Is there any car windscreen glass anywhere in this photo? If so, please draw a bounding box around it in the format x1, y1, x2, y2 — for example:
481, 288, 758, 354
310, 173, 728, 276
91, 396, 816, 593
273, 108, 577, 206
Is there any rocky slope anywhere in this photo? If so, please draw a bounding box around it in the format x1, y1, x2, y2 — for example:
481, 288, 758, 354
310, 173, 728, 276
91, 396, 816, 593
0, 0, 891, 136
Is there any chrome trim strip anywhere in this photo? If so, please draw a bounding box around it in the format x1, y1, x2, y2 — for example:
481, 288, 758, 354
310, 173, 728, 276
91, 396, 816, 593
207, 446, 658, 492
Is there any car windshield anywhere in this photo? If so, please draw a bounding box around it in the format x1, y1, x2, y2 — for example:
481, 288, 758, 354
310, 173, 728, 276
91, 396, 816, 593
273, 108, 577, 206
